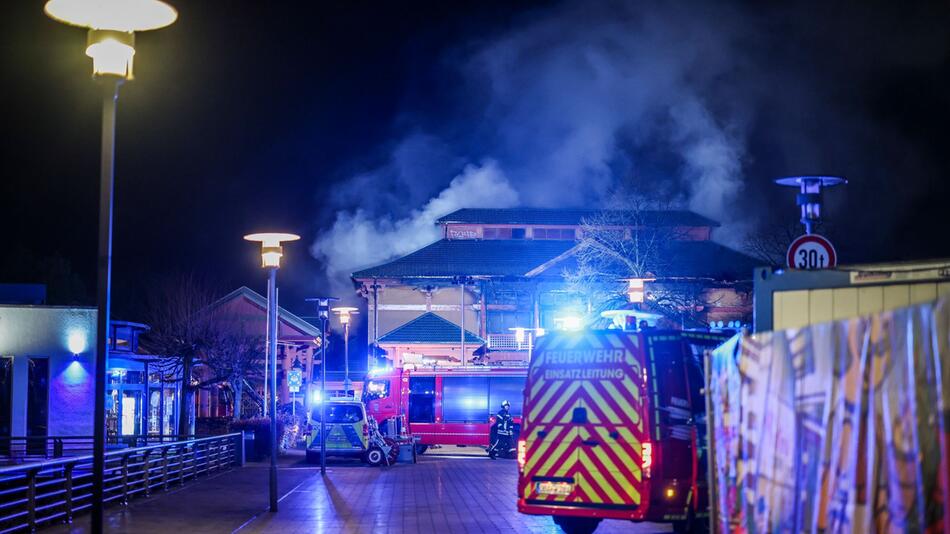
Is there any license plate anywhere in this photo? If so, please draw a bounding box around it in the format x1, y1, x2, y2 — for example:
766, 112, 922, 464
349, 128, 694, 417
536, 481, 573, 496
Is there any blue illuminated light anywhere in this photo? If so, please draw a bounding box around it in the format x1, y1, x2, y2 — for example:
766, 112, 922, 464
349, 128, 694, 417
62, 360, 89, 385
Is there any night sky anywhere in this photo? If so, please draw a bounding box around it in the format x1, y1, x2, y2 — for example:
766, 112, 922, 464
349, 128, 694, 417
1, 1, 949, 325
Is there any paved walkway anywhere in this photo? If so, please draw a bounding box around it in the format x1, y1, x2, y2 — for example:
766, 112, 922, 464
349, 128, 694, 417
50, 451, 671, 533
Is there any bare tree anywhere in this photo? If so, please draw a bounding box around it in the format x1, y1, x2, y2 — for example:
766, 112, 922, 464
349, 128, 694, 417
203, 323, 264, 421
564, 193, 711, 328
744, 220, 839, 267
142, 275, 218, 435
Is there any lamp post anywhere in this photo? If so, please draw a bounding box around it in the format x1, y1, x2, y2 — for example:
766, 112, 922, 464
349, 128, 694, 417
332, 307, 358, 395
510, 327, 545, 363
244, 232, 300, 513
306, 297, 338, 476
43, 2, 177, 531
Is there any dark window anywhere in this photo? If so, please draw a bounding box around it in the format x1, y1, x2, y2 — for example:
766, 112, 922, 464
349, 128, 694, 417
511, 228, 526, 239
489, 377, 526, 417
483, 227, 512, 239
442, 376, 489, 423
0, 358, 11, 440
311, 403, 364, 423
27, 358, 49, 440
408, 377, 435, 423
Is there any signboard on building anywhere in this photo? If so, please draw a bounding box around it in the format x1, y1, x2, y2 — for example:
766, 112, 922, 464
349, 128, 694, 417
446, 225, 479, 240
786, 234, 837, 270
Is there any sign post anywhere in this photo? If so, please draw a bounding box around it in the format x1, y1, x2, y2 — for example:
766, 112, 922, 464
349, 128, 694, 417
787, 234, 837, 270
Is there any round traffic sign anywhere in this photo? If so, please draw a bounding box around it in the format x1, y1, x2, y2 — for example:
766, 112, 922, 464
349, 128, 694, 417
787, 234, 837, 270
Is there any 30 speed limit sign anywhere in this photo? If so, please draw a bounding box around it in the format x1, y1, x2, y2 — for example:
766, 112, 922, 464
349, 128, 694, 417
787, 234, 837, 270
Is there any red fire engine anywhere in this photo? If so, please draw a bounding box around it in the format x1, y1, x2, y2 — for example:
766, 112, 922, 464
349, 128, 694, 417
362, 365, 528, 453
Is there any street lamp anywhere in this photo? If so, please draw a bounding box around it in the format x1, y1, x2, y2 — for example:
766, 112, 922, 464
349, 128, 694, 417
509, 327, 545, 362
244, 232, 300, 513
43, 2, 177, 531
306, 297, 338, 477
332, 307, 359, 395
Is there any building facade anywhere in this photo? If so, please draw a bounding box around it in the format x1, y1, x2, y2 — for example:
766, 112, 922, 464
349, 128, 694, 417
0, 304, 176, 440
352, 208, 759, 368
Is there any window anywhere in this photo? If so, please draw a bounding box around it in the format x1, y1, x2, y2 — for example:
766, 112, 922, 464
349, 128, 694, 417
0, 358, 11, 441
363, 379, 390, 401
534, 228, 576, 240
489, 377, 526, 417
27, 358, 49, 445
408, 377, 435, 423
483, 227, 513, 239
511, 228, 526, 239
442, 376, 489, 423
312, 404, 365, 423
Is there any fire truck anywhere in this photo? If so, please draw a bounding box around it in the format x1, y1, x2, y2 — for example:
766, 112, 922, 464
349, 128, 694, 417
517, 330, 726, 533
362, 365, 528, 453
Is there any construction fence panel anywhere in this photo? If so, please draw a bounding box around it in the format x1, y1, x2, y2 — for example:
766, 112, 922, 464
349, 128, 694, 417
708, 297, 950, 533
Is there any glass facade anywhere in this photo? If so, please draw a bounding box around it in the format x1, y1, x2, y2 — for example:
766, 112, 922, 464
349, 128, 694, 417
108, 364, 177, 437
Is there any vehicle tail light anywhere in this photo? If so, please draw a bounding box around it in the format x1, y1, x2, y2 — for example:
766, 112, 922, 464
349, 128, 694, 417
517, 439, 527, 472
641, 442, 652, 478
363, 424, 369, 438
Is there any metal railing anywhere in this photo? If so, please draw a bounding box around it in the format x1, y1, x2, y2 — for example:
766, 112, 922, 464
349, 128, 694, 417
0, 433, 243, 533
487, 333, 533, 351
0, 435, 207, 466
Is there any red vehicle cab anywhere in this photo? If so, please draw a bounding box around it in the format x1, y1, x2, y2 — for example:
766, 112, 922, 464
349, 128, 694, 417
362, 365, 528, 452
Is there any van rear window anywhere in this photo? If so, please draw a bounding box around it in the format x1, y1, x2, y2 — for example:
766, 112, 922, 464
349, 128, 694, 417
312, 404, 363, 423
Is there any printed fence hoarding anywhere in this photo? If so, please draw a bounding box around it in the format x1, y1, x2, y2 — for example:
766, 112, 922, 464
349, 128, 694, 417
709, 298, 950, 533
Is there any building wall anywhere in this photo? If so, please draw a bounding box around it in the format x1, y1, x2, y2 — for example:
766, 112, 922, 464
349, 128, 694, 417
0, 306, 97, 436
372, 285, 479, 340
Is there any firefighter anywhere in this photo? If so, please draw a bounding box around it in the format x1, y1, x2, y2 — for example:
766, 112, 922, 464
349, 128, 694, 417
488, 400, 513, 459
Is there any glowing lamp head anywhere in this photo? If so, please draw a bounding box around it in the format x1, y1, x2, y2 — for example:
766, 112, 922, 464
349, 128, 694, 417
45, 0, 178, 32
512, 327, 525, 344
332, 307, 359, 325
86, 31, 135, 78
625, 277, 655, 304
45, 0, 177, 79
67, 330, 87, 355
244, 232, 300, 269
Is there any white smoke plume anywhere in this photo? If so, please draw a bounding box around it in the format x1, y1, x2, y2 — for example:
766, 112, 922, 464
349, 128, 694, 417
313, 1, 759, 287
312, 161, 518, 290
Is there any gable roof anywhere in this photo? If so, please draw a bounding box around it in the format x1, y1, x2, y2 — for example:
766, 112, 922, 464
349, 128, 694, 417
352, 239, 577, 279
436, 208, 719, 227
537, 240, 760, 281
377, 312, 484, 345
210, 286, 320, 336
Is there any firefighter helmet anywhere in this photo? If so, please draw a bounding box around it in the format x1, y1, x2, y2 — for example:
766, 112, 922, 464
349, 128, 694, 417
502, 400, 511, 408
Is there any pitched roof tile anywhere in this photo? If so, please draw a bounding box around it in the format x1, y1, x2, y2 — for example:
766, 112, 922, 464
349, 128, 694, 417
377, 312, 484, 344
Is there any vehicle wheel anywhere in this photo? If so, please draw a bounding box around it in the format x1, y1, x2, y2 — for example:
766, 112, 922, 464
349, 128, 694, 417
414, 444, 428, 455
553, 515, 601, 534
364, 447, 385, 466
305, 450, 319, 464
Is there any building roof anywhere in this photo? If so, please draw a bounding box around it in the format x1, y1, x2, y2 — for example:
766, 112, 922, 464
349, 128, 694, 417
377, 312, 484, 345
436, 208, 719, 227
539, 240, 760, 281
210, 286, 320, 336
353, 239, 577, 279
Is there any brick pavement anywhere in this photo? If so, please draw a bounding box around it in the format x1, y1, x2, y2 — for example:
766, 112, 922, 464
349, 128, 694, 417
48, 451, 671, 533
